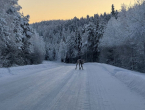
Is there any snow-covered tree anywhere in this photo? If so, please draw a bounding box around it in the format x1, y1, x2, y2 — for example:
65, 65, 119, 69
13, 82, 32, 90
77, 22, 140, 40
0, 0, 45, 67
99, 0, 145, 72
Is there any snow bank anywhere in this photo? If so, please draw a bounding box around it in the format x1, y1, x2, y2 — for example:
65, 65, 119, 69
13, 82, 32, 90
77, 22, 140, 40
98, 63, 145, 97
0, 61, 62, 78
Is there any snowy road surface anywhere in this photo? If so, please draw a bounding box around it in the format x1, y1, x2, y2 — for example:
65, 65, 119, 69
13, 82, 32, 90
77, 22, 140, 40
0, 62, 145, 110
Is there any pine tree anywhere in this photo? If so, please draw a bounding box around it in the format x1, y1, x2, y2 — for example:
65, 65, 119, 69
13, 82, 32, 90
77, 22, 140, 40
111, 4, 118, 19
111, 4, 115, 17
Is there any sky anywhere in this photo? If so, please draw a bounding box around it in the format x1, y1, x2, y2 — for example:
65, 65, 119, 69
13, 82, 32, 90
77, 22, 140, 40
18, 0, 136, 23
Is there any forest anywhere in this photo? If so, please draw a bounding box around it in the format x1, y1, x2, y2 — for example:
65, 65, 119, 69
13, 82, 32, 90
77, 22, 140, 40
1, 0, 145, 73
0, 0, 45, 67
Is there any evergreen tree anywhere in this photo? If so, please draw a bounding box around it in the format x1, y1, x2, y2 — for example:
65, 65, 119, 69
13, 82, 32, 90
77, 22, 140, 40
111, 4, 118, 19
0, 0, 45, 67
111, 4, 115, 17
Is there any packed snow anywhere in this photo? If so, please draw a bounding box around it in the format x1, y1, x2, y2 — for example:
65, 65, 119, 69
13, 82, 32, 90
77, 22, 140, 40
0, 62, 145, 110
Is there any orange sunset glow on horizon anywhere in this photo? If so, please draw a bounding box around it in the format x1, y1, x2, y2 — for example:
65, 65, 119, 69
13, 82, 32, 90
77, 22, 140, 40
18, 0, 136, 23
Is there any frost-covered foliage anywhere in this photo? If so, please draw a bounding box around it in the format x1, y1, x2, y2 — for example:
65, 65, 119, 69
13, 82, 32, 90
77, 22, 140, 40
32, 1, 145, 73
0, 0, 45, 67
32, 13, 111, 63
99, 1, 145, 72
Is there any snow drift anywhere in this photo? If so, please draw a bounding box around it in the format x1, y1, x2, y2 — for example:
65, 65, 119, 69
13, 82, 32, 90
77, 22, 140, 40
97, 63, 145, 97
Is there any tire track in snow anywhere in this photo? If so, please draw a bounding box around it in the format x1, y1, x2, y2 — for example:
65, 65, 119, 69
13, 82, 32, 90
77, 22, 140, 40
0, 66, 67, 105
86, 65, 116, 110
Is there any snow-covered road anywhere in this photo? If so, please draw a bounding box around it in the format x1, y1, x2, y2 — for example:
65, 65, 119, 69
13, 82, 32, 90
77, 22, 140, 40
0, 62, 145, 110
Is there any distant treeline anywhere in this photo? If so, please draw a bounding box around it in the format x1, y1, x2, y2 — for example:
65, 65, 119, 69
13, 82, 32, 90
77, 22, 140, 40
33, 1, 145, 73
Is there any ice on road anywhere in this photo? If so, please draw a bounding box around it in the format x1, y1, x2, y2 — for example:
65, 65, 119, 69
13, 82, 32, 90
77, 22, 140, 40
0, 62, 145, 110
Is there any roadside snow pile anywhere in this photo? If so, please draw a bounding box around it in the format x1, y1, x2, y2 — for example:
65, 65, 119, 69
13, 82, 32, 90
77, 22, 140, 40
98, 63, 145, 97
0, 61, 62, 78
